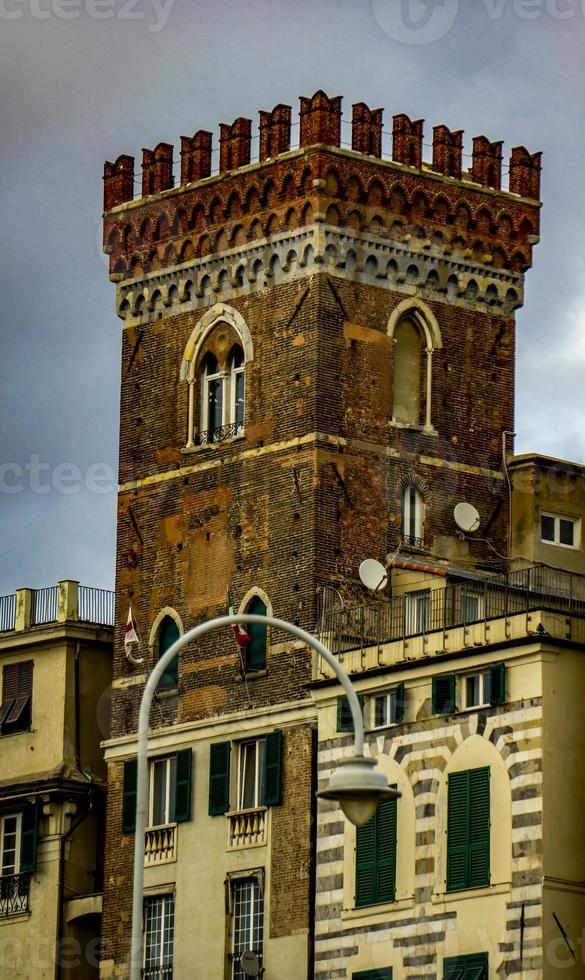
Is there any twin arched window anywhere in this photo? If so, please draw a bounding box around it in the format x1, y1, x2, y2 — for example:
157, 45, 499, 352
200, 344, 245, 444
390, 305, 441, 431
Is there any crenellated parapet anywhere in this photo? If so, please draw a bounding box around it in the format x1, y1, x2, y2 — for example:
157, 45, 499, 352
103, 90, 542, 286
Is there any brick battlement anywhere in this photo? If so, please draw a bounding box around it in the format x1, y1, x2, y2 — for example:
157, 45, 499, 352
103, 90, 541, 283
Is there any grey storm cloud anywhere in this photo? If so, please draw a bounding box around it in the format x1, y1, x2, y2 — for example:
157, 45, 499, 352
0, 0, 584, 594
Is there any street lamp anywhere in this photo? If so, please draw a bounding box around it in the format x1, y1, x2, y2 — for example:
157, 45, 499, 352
129, 613, 400, 979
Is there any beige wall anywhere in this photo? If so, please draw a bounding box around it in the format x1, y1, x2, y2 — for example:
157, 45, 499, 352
511, 456, 585, 573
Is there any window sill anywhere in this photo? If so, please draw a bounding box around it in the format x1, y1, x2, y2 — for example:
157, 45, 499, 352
154, 689, 178, 700
239, 669, 267, 681
432, 881, 511, 904
342, 895, 415, 923
0, 727, 33, 739
389, 420, 438, 437
182, 434, 245, 454
0, 911, 31, 926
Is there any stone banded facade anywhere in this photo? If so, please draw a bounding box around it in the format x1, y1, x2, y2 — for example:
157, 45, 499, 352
315, 698, 544, 979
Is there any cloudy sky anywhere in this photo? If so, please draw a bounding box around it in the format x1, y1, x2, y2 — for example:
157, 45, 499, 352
0, 0, 583, 595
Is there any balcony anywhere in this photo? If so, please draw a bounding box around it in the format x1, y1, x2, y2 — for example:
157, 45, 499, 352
0, 581, 115, 633
227, 807, 267, 849
142, 968, 172, 979
194, 421, 244, 446
0, 873, 31, 917
144, 824, 177, 866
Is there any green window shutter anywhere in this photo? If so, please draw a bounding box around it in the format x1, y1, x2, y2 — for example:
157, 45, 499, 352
209, 742, 230, 816
174, 748, 193, 823
469, 768, 490, 888
337, 694, 364, 733
158, 617, 180, 691
444, 953, 488, 980
433, 674, 456, 715
262, 729, 282, 806
353, 971, 393, 980
121, 758, 138, 833
376, 792, 397, 903
489, 662, 505, 705
447, 770, 469, 891
20, 804, 39, 873
246, 597, 267, 671
394, 682, 405, 724
356, 813, 377, 907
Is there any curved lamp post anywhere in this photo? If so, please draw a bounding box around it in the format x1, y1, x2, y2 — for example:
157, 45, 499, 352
129, 613, 399, 979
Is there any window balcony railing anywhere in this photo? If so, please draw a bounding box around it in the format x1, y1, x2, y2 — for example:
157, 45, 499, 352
227, 807, 267, 850
401, 534, 424, 550
0, 873, 31, 917
142, 966, 173, 979
195, 422, 244, 446
144, 824, 177, 866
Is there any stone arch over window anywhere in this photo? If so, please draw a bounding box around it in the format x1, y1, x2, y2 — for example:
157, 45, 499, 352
388, 299, 442, 431
434, 734, 512, 898
238, 587, 272, 673
149, 607, 184, 692
180, 304, 253, 448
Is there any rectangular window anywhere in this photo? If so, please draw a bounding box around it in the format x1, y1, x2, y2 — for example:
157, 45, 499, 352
443, 952, 488, 980
372, 684, 405, 728
144, 894, 175, 979
149, 757, 177, 827
232, 878, 264, 980
0, 661, 33, 735
404, 590, 431, 635
0, 814, 21, 876
355, 795, 398, 907
541, 512, 579, 549
447, 768, 490, 892
462, 664, 506, 709
460, 589, 484, 623
238, 740, 266, 810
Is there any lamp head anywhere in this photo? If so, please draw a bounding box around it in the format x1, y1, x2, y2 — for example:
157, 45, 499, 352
316, 755, 400, 827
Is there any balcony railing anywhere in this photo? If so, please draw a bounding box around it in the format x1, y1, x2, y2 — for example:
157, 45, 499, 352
0, 582, 115, 632
227, 807, 267, 849
195, 421, 244, 446
0, 594, 16, 632
401, 534, 424, 550
144, 824, 177, 866
78, 585, 115, 626
142, 967, 172, 979
0, 873, 31, 917
31, 586, 59, 625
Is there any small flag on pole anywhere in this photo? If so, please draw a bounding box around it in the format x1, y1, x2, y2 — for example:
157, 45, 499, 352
124, 606, 144, 665
227, 591, 252, 648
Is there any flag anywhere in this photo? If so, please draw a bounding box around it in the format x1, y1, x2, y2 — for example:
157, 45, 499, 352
124, 606, 144, 665
227, 591, 252, 647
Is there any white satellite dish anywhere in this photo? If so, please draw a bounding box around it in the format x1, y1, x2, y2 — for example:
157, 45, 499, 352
454, 502, 481, 534
240, 950, 260, 977
359, 558, 388, 591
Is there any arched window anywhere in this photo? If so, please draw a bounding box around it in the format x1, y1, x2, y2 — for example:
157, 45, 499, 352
245, 596, 267, 672
402, 484, 424, 548
201, 353, 224, 443
157, 616, 179, 691
393, 318, 424, 426
228, 345, 245, 435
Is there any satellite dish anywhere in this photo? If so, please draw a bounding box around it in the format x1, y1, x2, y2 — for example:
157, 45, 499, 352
359, 558, 388, 591
240, 951, 260, 977
454, 502, 481, 534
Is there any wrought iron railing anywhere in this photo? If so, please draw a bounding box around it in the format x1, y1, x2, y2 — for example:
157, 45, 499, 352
195, 421, 244, 446
0, 873, 31, 916
31, 586, 59, 626
401, 535, 424, 550
78, 586, 115, 626
142, 967, 173, 979
0, 594, 16, 632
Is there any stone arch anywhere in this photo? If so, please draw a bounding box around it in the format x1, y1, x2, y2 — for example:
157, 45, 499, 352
238, 586, 273, 617
387, 298, 442, 350
180, 303, 253, 382
148, 606, 184, 650
389, 300, 442, 431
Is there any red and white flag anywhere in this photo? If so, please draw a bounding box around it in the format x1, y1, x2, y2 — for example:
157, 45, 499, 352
124, 606, 144, 665
227, 591, 251, 648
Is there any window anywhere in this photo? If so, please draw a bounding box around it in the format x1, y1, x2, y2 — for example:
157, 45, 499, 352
393, 318, 424, 425
541, 513, 579, 549
122, 750, 192, 833
401, 484, 424, 548
143, 894, 175, 979
150, 757, 177, 826
229, 345, 245, 435
196, 342, 246, 446
0, 661, 33, 735
447, 768, 490, 892
337, 694, 365, 733
1, 814, 21, 876
371, 684, 405, 728
157, 617, 179, 692
460, 588, 485, 623
443, 952, 488, 980
201, 353, 224, 443
0, 807, 37, 916
463, 664, 505, 709
355, 795, 398, 907
432, 674, 456, 715
231, 878, 264, 980
404, 590, 431, 635
208, 732, 282, 816
244, 597, 267, 672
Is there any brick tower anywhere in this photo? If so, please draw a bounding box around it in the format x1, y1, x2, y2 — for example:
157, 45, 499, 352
100, 91, 541, 978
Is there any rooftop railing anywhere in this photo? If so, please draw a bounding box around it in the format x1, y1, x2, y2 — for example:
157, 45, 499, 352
0, 581, 115, 633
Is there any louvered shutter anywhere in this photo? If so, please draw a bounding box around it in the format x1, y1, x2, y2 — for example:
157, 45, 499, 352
209, 742, 230, 816
394, 683, 405, 724
246, 597, 267, 671
174, 749, 192, 823
469, 768, 490, 888
433, 674, 455, 715
352, 970, 393, 980
337, 694, 364, 733
20, 805, 38, 873
355, 813, 377, 906
0, 664, 17, 726
376, 793, 397, 903
489, 663, 505, 705
158, 618, 179, 691
447, 771, 469, 891
444, 953, 488, 980
262, 730, 282, 806
121, 758, 138, 833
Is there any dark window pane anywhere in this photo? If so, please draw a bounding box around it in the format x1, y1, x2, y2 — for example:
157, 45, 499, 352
560, 519, 575, 547
541, 515, 555, 542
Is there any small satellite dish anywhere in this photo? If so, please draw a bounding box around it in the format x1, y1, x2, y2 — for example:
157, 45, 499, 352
454, 502, 481, 534
359, 558, 388, 591
240, 951, 260, 977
